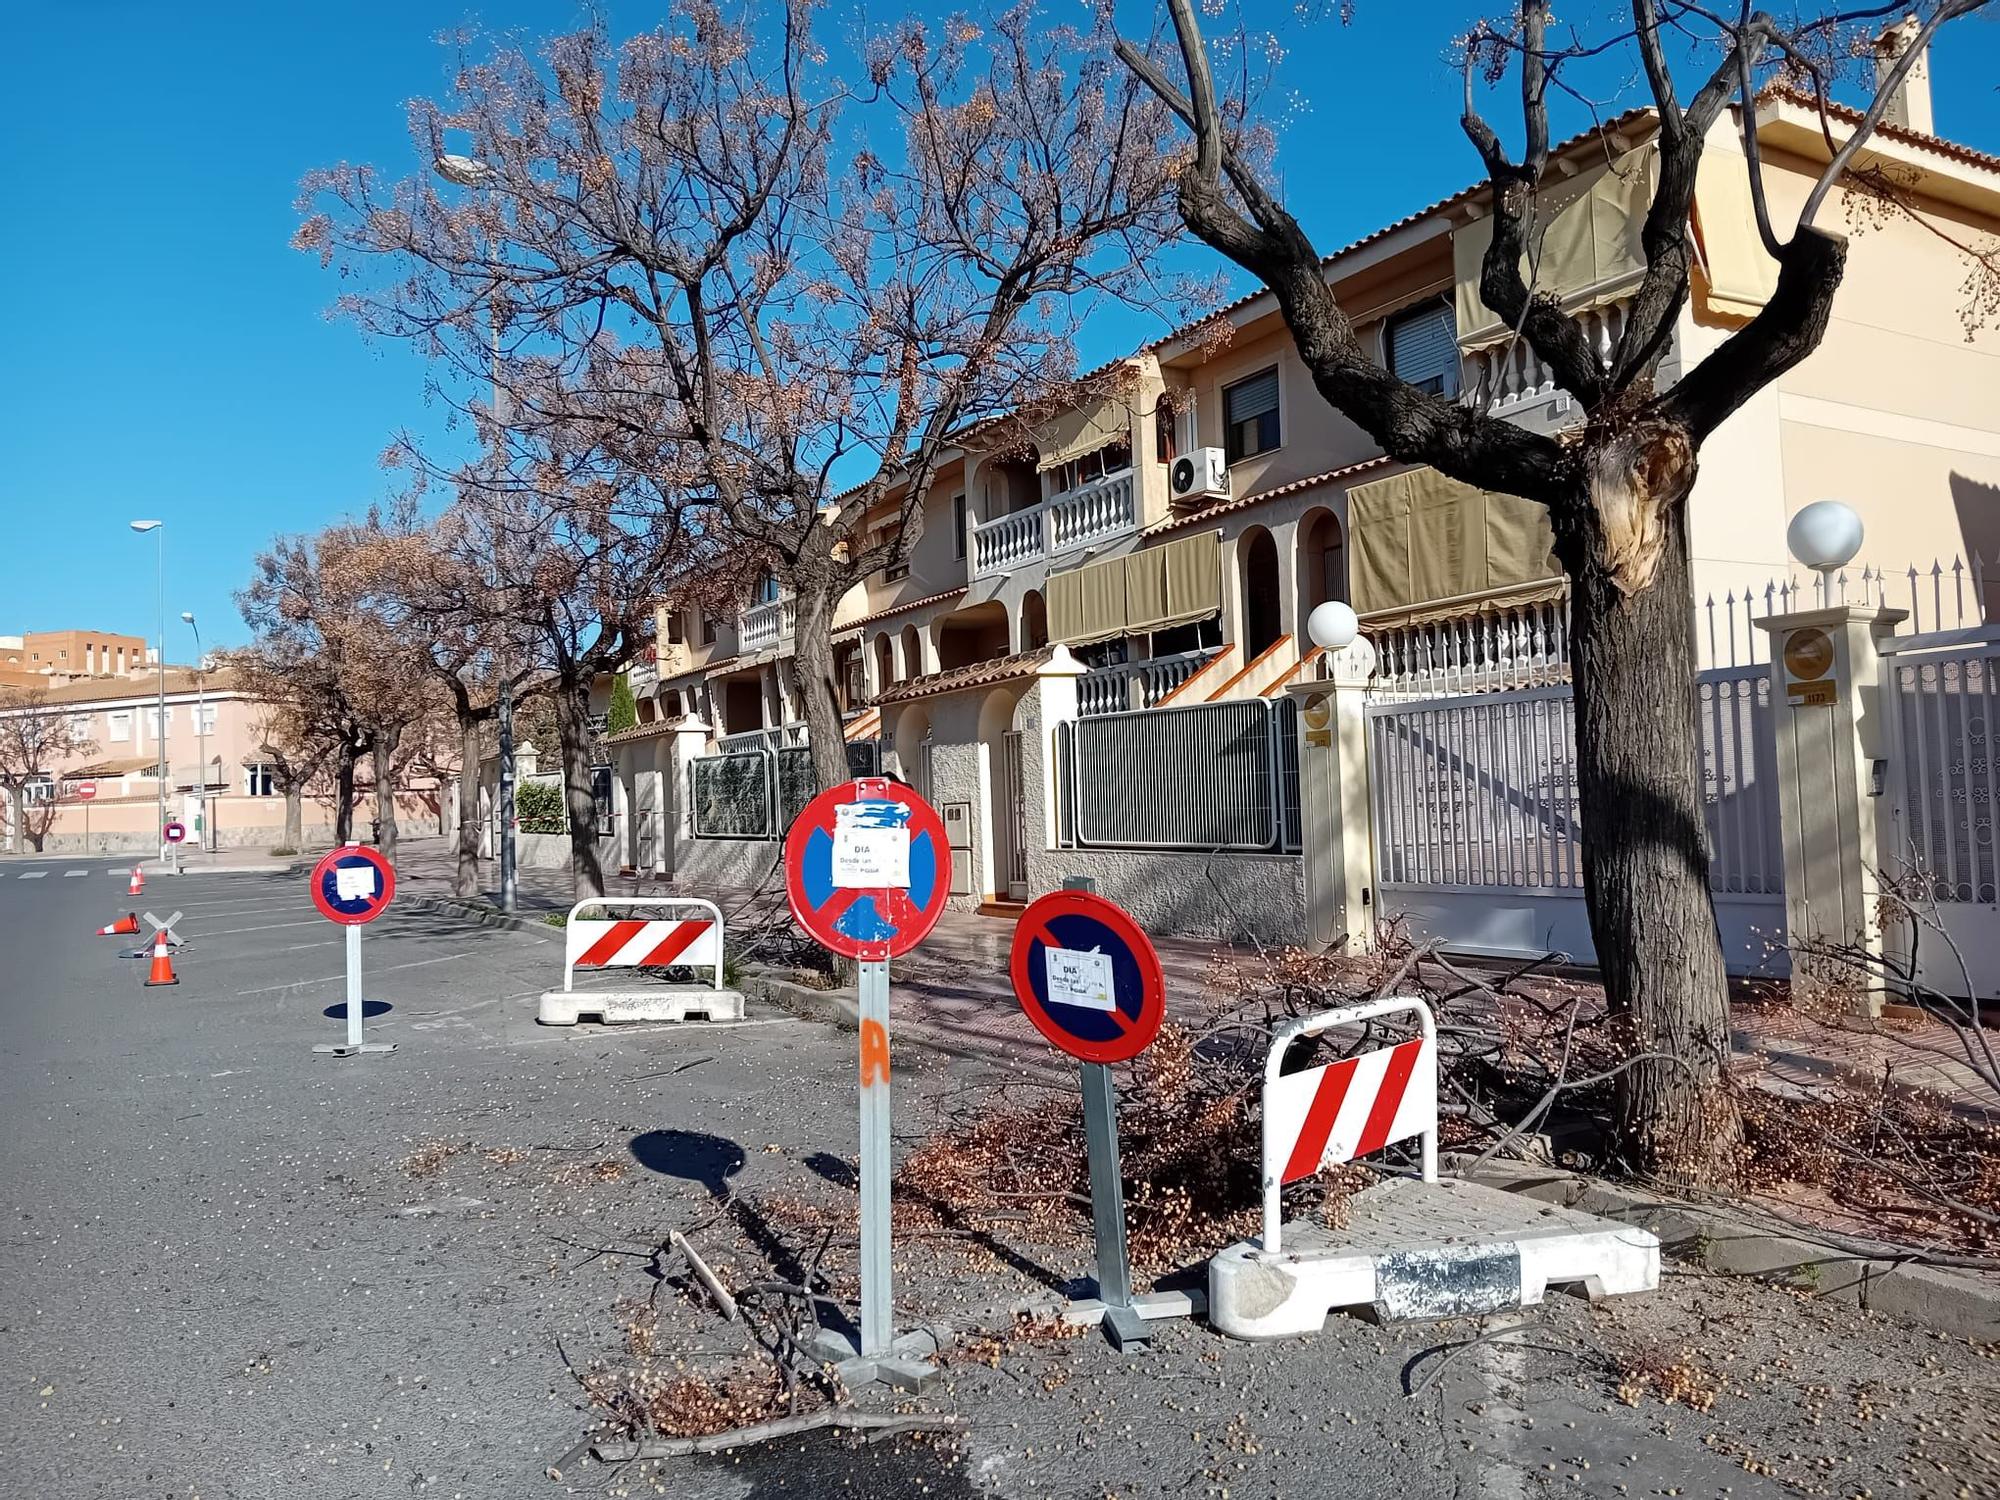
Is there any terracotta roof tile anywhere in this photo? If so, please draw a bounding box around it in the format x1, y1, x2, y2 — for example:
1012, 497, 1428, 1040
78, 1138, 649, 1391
603, 718, 683, 746
871, 645, 1054, 707
837, 586, 970, 635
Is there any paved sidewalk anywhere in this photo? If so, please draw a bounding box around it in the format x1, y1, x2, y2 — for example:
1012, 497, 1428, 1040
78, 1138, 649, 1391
384, 836, 1998, 1107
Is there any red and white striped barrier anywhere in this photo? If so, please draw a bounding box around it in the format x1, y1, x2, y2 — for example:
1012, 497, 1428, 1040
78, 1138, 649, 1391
539, 897, 741, 1025
1260, 996, 1437, 1256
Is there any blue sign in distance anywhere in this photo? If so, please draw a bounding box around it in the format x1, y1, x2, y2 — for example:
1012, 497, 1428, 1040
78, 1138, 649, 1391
309, 844, 397, 926
1008, 890, 1166, 1065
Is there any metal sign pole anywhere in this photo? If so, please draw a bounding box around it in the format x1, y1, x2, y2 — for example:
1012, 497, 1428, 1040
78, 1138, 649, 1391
857, 956, 893, 1358
1081, 1059, 1136, 1313
345, 924, 366, 1051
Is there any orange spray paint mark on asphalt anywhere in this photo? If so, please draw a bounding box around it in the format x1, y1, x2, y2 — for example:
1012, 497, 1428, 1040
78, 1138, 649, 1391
860, 1018, 891, 1087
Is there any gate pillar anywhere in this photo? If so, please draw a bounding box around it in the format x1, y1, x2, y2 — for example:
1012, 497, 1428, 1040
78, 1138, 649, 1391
1287, 638, 1378, 955
1753, 605, 1907, 1012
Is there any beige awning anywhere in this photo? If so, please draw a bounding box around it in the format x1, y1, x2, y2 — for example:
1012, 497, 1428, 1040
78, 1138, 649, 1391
1049, 530, 1222, 645
1452, 146, 1655, 349
1692, 151, 1780, 319
1349, 467, 1560, 617
1034, 395, 1132, 473
1047, 554, 1129, 645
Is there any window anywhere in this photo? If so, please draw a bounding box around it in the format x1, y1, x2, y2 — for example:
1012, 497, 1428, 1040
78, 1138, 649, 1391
69, 713, 92, 739
1154, 401, 1178, 464
1222, 368, 1281, 463
755, 573, 780, 605
1386, 302, 1460, 397
145, 706, 172, 735
952, 494, 967, 561
193, 703, 217, 735
701, 612, 718, 646
107, 711, 131, 743
885, 561, 910, 582
245, 763, 275, 797
22, 774, 55, 804
666, 610, 686, 646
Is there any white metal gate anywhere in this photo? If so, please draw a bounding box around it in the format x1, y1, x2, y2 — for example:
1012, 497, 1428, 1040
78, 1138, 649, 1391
1366, 667, 1786, 974
1883, 631, 2000, 999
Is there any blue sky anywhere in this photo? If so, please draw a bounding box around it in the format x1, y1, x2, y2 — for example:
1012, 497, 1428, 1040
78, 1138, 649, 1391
3, 2, 1996, 655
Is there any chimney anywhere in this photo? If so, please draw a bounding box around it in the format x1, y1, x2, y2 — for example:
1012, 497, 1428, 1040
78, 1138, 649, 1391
1873, 15, 1934, 136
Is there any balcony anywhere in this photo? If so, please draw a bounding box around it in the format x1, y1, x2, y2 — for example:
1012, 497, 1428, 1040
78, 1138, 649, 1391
970, 469, 1138, 581
1077, 648, 1216, 717
738, 597, 797, 655
1459, 298, 1633, 418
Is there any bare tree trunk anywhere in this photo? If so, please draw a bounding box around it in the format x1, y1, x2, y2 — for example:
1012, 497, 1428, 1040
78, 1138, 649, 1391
283, 787, 304, 850
456, 714, 483, 899
554, 677, 605, 899
1559, 454, 1740, 1179
372, 730, 401, 862
334, 746, 357, 843
792, 581, 850, 794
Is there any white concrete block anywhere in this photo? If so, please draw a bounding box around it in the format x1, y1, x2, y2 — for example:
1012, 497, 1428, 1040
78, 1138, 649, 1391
1208, 1177, 1659, 1341
537, 988, 745, 1026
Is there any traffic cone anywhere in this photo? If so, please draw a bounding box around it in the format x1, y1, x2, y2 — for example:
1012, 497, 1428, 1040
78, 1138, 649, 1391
98, 913, 140, 936
128, 865, 145, 896
143, 931, 178, 987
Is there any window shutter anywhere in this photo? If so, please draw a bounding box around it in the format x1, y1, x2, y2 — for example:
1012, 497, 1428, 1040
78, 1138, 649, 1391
1388, 305, 1459, 395
1224, 368, 1279, 424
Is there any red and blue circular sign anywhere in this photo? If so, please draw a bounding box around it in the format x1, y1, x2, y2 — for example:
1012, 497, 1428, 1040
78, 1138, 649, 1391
1009, 890, 1165, 1064
785, 779, 952, 961
309, 843, 397, 926
162, 821, 187, 844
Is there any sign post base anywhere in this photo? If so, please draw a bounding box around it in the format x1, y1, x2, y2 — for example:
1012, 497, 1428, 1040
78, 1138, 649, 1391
312, 1041, 398, 1057
803, 1326, 942, 1393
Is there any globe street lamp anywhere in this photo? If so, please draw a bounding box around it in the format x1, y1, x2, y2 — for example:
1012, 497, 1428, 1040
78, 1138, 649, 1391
182, 612, 210, 852
1787, 501, 1865, 606
130, 520, 168, 866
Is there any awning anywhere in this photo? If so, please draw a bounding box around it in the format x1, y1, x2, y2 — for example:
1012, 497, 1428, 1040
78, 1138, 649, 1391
1359, 576, 1568, 630
1692, 149, 1780, 319
1348, 466, 1560, 616
1048, 530, 1222, 645
1452, 146, 1655, 348
1034, 395, 1132, 473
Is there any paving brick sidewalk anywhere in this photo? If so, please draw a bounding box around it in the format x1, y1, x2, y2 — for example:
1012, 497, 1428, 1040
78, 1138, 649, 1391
385, 835, 1996, 1104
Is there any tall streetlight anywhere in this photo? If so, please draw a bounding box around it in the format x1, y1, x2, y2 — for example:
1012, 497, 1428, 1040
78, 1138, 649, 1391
182, 612, 210, 852
130, 520, 168, 867
433, 149, 517, 912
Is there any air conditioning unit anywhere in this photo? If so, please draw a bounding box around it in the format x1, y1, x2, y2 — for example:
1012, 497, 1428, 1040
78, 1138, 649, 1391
1168, 447, 1230, 508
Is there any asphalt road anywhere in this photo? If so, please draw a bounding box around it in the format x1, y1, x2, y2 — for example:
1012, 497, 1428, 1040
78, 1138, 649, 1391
3, 855, 1995, 1500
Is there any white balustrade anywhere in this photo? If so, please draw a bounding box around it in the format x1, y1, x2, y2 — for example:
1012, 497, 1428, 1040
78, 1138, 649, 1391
738, 597, 796, 654
969, 469, 1139, 580
1461, 298, 1631, 415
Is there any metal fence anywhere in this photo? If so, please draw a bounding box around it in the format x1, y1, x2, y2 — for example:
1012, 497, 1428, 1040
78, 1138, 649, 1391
1884, 632, 2000, 905
688, 737, 881, 840
1365, 666, 1781, 896
1056, 697, 1300, 853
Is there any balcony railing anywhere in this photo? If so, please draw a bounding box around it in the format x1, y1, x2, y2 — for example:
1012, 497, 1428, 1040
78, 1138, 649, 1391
970, 469, 1138, 581
1460, 297, 1633, 416
738, 597, 797, 654
1077, 648, 1216, 717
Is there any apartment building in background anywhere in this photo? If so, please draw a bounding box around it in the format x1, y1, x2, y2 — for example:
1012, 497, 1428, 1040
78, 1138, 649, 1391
598, 44, 1998, 920
0, 629, 153, 690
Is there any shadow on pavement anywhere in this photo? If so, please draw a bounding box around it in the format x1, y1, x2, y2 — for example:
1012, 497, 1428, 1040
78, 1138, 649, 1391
321, 999, 392, 1020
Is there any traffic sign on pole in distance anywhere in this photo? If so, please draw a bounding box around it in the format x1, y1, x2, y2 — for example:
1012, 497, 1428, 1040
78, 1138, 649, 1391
309, 843, 397, 926
309, 842, 397, 1059
784, 778, 952, 961
73, 781, 98, 802
162, 820, 187, 845
1009, 888, 1166, 1065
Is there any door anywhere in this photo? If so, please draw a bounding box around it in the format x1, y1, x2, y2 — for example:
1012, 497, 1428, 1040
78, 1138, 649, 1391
1001, 729, 1029, 901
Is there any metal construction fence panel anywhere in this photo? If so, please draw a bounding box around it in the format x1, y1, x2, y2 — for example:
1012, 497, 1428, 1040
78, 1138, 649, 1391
1057, 697, 1299, 853
1885, 634, 2000, 905
1366, 666, 1781, 897
690, 737, 882, 841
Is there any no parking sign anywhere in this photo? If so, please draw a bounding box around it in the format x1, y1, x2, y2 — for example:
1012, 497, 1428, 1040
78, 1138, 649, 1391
1009, 889, 1165, 1065
308, 842, 397, 1058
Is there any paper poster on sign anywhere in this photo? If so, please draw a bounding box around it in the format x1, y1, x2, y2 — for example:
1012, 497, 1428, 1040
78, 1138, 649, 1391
1045, 946, 1115, 1012
832, 800, 911, 889
335, 865, 379, 901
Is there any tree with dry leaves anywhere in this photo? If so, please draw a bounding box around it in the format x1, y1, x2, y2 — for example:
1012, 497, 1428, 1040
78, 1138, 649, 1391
1118, 0, 1995, 1177
0, 688, 96, 853
296, 1, 1192, 793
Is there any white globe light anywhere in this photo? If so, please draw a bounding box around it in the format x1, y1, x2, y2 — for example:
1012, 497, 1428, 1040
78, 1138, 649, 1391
1786, 501, 1864, 573
1307, 600, 1359, 653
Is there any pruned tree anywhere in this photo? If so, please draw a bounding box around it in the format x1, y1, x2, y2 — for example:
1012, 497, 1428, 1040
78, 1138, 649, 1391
0, 688, 96, 853
1118, 0, 1995, 1177
295, 0, 1193, 793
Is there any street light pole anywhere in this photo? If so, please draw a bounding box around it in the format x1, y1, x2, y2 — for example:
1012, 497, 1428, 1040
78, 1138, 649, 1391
131, 520, 168, 869
434, 149, 517, 913
182, 612, 209, 852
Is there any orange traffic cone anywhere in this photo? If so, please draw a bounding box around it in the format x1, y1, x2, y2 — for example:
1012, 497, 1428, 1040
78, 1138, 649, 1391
143, 931, 178, 987
128, 865, 145, 896
98, 913, 140, 936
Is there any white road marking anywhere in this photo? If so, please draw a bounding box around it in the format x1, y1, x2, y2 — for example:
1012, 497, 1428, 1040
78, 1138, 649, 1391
234, 950, 477, 995
201, 918, 327, 937
64, 870, 87, 877
19, 872, 46, 880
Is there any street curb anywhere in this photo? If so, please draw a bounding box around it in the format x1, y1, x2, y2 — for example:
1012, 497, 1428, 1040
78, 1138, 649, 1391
740, 969, 860, 1031
403, 893, 559, 938
1460, 1159, 2000, 1340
